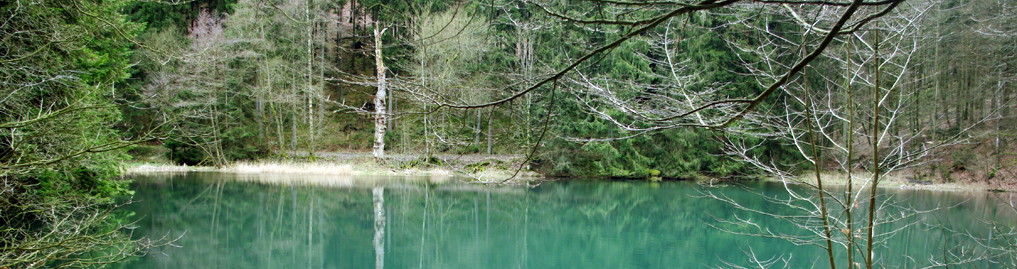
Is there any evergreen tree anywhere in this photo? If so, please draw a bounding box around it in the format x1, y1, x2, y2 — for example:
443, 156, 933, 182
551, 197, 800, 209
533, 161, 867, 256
1, 0, 163, 266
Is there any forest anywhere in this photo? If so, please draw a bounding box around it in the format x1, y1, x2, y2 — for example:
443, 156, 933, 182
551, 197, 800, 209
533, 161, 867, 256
1, 0, 1015, 267
112, 0, 1014, 180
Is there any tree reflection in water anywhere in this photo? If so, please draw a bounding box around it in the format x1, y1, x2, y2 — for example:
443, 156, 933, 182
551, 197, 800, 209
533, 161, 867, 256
116, 172, 1015, 268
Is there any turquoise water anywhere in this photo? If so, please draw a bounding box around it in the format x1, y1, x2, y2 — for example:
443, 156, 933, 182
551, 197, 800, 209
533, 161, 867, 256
115, 172, 1015, 268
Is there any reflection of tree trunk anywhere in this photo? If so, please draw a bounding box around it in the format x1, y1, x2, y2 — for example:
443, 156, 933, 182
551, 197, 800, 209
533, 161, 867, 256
308, 196, 314, 268
211, 180, 223, 246
522, 193, 528, 267
386, 204, 391, 256
418, 185, 428, 269
258, 193, 264, 238
474, 196, 479, 240
373, 187, 385, 269
291, 185, 297, 265
486, 191, 490, 241
267, 189, 285, 266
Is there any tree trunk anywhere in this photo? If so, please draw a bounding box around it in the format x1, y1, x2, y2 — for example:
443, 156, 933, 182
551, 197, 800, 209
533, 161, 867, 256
306, 2, 315, 157
318, 45, 325, 139
291, 101, 298, 152
257, 61, 266, 146
474, 109, 482, 150
487, 107, 494, 154
373, 24, 388, 159
257, 89, 265, 146
866, 29, 883, 269
272, 103, 286, 158
387, 81, 394, 131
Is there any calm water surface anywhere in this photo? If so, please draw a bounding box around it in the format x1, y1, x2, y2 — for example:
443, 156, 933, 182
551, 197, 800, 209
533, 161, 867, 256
114, 172, 1015, 268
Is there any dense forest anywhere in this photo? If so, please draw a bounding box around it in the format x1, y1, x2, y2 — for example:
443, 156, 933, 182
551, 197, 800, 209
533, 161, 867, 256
1, 0, 1015, 267
109, 0, 1013, 179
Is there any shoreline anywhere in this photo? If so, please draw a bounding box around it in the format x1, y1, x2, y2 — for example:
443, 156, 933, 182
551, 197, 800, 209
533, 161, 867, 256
762, 172, 1015, 193
124, 156, 542, 184
124, 160, 1010, 193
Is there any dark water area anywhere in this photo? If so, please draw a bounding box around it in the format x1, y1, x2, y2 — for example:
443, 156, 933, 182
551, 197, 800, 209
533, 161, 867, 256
113, 172, 1016, 268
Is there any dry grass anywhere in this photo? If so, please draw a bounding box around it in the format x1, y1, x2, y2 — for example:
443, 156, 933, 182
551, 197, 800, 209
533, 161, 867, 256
224, 161, 464, 180
122, 160, 489, 184
225, 161, 357, 175
123, 161, 460, 187
125, 163, 215, 175
228, 173, 374, 188
775, 171, 1006, 193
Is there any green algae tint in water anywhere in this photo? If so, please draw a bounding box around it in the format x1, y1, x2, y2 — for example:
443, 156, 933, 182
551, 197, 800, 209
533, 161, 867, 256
114, 172, 1015, 268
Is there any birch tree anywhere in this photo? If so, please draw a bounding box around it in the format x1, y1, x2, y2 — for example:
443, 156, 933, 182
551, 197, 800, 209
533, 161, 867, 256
374, 23, 389, 159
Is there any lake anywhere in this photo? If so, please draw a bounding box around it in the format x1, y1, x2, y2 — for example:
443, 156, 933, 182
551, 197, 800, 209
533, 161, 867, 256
114, 172, 1016, 268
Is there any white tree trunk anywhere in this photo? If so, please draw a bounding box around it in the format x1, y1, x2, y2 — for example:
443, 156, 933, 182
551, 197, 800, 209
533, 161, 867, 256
306, 0, 315, 156
373, 24, 388, 159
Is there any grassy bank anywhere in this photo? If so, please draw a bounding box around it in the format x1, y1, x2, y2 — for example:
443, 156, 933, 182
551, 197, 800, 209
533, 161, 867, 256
767, 171, 1015, 193
126, 160, 1006, 192
124, 162, 1010, 193
125, 145, 1011, 192
124, 152, 541, 183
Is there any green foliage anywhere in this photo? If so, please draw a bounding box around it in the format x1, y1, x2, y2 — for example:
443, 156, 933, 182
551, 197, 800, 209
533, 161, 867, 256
221, 128, 271, 161
117, 0, 806, 181
124, 0, 236, 31
163, 128, 268, 166
26, 165, 133, 202
539, 120, 767, 179
463, 145, 482, 154
950, 148, 976, 172
127, 145, 163, 159
164, 138, 205, 166
498, 2, 800, 179
154, 88, 270, 165
1, 0, 141, 184
464, 160, 493, 173
1, 1, 149, 264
